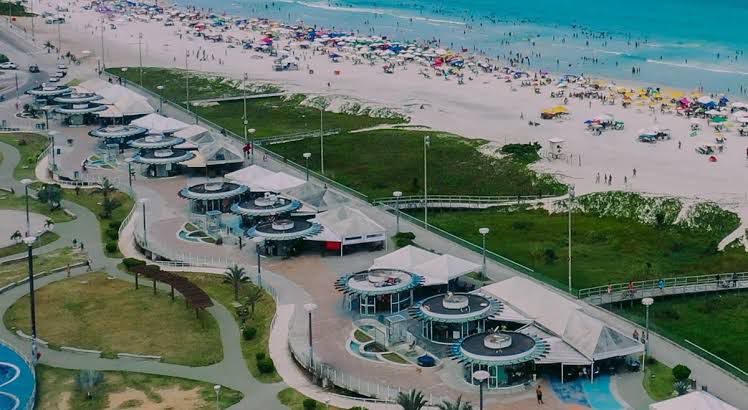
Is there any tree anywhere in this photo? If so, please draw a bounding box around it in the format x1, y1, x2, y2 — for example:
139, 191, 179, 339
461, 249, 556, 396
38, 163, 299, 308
672, 364, 691, 382
436, 396, 473, 410
76, 369, 104, 399
0, 53, 8, 64
97, 177, 115, 200
244, 285, 264, 316
396, 389, 427, 410
37, 183, 62, 210
43, 41, 54, 52
44, 219, 54, 230
100, 196, 119, 219
223, 264, 247, 301
10, 230, 22, 243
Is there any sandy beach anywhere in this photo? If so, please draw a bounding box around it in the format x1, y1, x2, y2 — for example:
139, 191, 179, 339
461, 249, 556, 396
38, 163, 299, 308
11, 0, 748, 243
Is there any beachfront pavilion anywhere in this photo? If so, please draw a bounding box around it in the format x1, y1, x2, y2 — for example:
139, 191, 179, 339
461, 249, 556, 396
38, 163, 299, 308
481, 277, 644, 383
305, 206, 386, 255
370, 245, 481, 291
283, 181, 350, 214
226, 164, 305, 193
334, 269, 424, 316
25, 84, 72, 108
88, 124, 148, 147
130, 113, 189, 136
246, 217, 323, 257
179, 181, 250, 215
449, 330, 550, 390
52, 93, 107, 126
230, 192, 302, 228
129, 134, 195, 178
408, 292, 502, 344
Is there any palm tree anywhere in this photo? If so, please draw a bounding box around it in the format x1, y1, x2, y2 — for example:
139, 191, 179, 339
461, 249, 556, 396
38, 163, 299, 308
10, 230, 22, 243
100, 196, 119, 219
98, 177, 115, 200
76, 369, 103, 399
223, 264, 247, 301
244, 285, 264, 316
396, 389, 427, 410
43, 41, 54, 52
436, 396, 473, 410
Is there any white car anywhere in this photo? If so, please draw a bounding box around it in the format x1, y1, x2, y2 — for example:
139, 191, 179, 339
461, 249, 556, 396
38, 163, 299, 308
54, 71, 66, 78
48, 76, 60, 83
57, 63, 67, 70
0, 62, 18, 70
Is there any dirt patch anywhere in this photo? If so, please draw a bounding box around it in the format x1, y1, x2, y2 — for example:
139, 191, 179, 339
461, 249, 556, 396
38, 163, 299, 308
108, 387, 205, 409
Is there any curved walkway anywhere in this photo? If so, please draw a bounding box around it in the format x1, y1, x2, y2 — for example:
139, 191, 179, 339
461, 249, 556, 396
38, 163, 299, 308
0, 141, 287, 409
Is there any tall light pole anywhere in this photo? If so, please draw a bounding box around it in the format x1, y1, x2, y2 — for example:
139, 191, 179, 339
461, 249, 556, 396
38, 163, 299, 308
248, 128, 256, 164
48, 131, 57, 173
303, 152, 311, 180
393, 191, 402, 233
242, 73, 248, 143
567, 184, 575, 294
125, 158, 134, 188
24, 235, 38, 361
21, 179, 33, 235
30, 0, 35, 43
138, 32, 144, 86
253, 237, 265, 288
56, 20, 61, 56
156, 85, 164, 112
213, 385, 221, 410
304, 303, 318, 370
185, 51, 191, 120
319, 108, 324, 174
479, 227, 489, 278
473, 370, 489, 410
642, 297, 654, 372
423, 135, 430, 227
139, 199, 148, 246
99, 18, 105, 71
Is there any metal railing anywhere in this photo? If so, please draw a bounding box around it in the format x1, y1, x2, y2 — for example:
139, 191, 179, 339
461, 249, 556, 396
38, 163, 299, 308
579, 272, 748, 304
374, 194, 559, 209
254, 129, 342, 145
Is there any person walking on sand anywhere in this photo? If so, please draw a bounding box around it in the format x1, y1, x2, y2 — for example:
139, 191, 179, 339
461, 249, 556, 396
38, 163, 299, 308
536, 385, 544, 404
633, 168, 637, 177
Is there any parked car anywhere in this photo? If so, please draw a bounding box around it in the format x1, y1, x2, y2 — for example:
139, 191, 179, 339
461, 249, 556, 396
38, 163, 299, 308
48, 76, 60, 83
28, 64, 40, 73
0, 62, 18, 70
54, 71, 66, 78
57, 63, 67, 70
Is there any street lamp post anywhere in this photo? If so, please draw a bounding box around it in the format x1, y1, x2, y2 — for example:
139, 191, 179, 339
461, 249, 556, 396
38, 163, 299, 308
319, 108, 324, 174
242, 73, 248, 142
99, 18, 105, 71
568, 184, 575, 294
304, 303, 318, 371
248, 128, 256, 164
23, 235, 38, 359
253, 237, 265, 288
393, 191, 402, 233
473, 370, 489, 410
125, 158, 134, 188
303, 152, 311, 181
137, 32, 144, 86
139, 199, 148, 246
21, 179, 33, 235
156, 85, 164, 113
423, 135, 430, 227
48, 131, 57, 173
213, 385, 221, 410
642, 297, 654, 372
479, 227, 490, 279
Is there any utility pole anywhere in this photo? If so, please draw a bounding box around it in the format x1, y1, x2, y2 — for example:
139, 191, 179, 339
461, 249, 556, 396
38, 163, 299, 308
57, 21, 61, 56
100, 18, 105, 71
185, 51, 191, 119
30, 0, 35, 43
138, 32, 143, 86
423, 135, 430, 227
568, 185, 575, 293
319, 108, 324, 174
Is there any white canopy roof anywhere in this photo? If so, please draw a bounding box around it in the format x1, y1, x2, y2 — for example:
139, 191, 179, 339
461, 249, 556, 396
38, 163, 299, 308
307, 206, 385, 245
481, 277, 643, 360
174, 125, 210, 141
371, 245, 480, 286
225, 164, 304, 192
283, 182, 350, 213
131, 113, 189, 134
519, 324, 592, 365
650, 391, 738, 410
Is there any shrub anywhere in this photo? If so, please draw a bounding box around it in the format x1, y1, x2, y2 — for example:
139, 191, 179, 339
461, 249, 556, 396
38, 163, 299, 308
0, 54, 8, 64
349, 407, 369, 410
302, 398, 318, 410
658, 307, 680, 321
105, 241, 118, 254
254, 352, 265, 361
511, 220, 533, 230
394, 231, 416, 248
108, 220, 123, 230
76, 369, 104, 398
122, 258, 145, 269
242, 327, 257, 341
543, 248, 557, 264
106, 228, 119, 241
672, 364, 692, 382
257, 357, 275, 374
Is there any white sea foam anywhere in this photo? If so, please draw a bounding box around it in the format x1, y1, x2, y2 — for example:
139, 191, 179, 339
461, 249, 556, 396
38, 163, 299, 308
295, 0, 465, 26
646, 59, 748, 76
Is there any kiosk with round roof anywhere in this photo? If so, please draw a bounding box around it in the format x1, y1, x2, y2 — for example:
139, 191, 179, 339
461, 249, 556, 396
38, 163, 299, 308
25, 84, 72, 106
335, 269, 424, 315
89, 124, 148, 146
129, 134, 185, 150
179, 181, 249, 215
409, 292, 502, 344
53, 92, 106, 126
230, 192, 302, 225
129, 134, 195, 177
450, 330, 549, 389
246, 217, 323, 257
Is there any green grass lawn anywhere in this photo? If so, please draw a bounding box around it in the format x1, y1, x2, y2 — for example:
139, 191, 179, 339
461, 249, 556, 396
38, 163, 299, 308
617, 291, 748, 381
171, 271, 280, 382
35, 365, 243, 410
0, 2, 33, 16
58, 187, 134, 258
0, 193, 75, 224
0, 231, 59, 259
642, 360, 675, 401
277, 388, 345, 410
424, 208, 748, 290
0, 246, 85, 288
269, 129, 564, 198
4, 272, 223, 366
0, 133, 48, 180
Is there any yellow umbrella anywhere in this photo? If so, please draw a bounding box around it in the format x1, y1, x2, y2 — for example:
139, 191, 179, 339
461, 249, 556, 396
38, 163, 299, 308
551, 105, 569, 114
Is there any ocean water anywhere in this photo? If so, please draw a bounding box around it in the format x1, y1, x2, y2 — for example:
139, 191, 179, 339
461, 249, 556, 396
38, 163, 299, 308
186, 0, 748, 93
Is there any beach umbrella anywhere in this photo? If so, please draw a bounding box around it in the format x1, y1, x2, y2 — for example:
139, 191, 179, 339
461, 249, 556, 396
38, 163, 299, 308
697, 95, 714, 105
711, 116, 728, 123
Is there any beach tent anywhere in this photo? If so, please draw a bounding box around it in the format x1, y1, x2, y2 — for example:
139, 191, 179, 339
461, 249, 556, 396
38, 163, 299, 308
282, 182, 349, 213
226, 164, 274, 186
226, 165, 304, 192
306, 206, 386, 254
131, 113, 189, 134
481, 277, 643, 361
370, 245, 480, 286
649, 391, 737, 410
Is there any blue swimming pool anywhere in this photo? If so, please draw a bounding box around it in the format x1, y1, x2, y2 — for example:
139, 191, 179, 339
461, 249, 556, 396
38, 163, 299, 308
0, 343, 36, 410
550, 374, 625, 410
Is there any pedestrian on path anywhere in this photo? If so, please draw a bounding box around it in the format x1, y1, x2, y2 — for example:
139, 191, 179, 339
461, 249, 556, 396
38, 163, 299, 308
536, 385, 544, 404
66, 264, 71, 278
86, 259, 92, 271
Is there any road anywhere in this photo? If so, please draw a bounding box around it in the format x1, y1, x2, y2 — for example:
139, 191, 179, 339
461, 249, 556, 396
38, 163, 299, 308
0, 24, 50, 102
